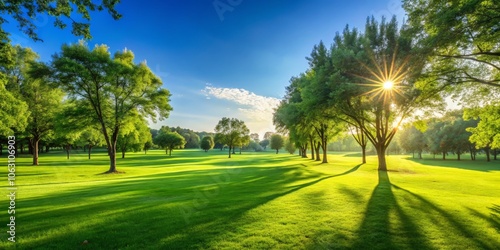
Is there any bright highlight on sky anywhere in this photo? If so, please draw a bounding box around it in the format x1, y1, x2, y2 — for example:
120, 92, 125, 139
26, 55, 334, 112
5, 0, 405, 137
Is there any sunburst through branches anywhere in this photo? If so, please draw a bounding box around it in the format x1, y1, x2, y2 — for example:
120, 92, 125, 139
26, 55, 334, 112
356, 49, 409, 105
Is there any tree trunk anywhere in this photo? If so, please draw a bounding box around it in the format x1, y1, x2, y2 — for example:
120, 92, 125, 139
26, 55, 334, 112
276, 149, 278, 154
32, 138, 40, 166
228, 146, 231, 158
442, 151, 446, 160
88, 144, 92, 159
45, 145, 49, 153
457, 151, 461, 161
169, 149, 172, 156
418, 151, 422, 159
108, 148, 117, 172
66, 144, 70, 159
107, 130, 119, 173
494, 149, 497, 160
486, 147, 491, 162
322, 137, 328, 164
310, 137, 315, 160
315, 142, 321, 161
376, 144, 387, 171
122, 149, 126, 159
361, 145, 366, 164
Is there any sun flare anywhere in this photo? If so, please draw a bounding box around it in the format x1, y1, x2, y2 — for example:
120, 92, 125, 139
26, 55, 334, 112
383, 80, 394, 90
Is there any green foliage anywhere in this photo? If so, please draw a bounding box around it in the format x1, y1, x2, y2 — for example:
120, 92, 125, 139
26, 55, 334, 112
248, 141, 264, 152
284, 138, 296, 154
270, 134, 284, 154
404, 0, 500, 88
398, 125, 427, 158
200, 136, 215, 152
0, 0, 122, 41
153, 129, 186, 156
259, 139, 270, 150
214, 117, 250, 158
465, 104, 500, 158
52, 42, 172, 172
117, 115, 152, 158
0, 82, 29, 135
0, 45, 31, 135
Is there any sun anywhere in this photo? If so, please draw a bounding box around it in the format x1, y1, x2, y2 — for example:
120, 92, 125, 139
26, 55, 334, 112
383, 80, 394, 90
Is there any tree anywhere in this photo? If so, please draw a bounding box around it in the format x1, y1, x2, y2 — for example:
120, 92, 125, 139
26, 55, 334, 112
270, 134, 284, 154
465, 104, 500, 161
117, 116, 152, 158
284, 137, 296, 154
398, 125, 426, 159
236, 134, 251, 154
404, 0, 499, 88
183, 131, 200, 149
319, 16, 436, 170
80, 126, 104, 159
214, 117, 250, 158
0, 44, 30, 136
263, 131, 274, 140
4, 46, 64, 165
0, 0, 121, 42
259, 139, 270, 150
250, 133, 260, 143
154, 130, 185, 156
200, 136, 215, 152
52, 42, 172, 173
144, 141, 153, 154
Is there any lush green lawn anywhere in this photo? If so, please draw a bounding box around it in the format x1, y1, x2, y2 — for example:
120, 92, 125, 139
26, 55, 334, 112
0, 149, 499, 249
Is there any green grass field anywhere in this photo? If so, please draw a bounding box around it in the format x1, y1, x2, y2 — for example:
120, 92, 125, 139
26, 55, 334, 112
0, 149, 499, 249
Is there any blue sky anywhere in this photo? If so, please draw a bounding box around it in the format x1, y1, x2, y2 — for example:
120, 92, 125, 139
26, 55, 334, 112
6, 0, 405, 138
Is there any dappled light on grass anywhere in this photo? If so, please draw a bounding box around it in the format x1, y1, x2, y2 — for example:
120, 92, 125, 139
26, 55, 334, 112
0, 150, 499, 249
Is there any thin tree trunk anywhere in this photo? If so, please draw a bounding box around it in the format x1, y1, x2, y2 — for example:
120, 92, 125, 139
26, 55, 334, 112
276, 149, 278, 154
32, 138, 40, 165
486, 147, 491, 162
228, 146, 231, 158
322, 137, 328, 164
66, 144, 70, 159
442, 151, 446, 160
361, 145, 366, 164
310, 137, 315, 160
457, 152, 461, 161
169, 149, 172, 156
88, 144, 92, 159
315, 142, 321, 161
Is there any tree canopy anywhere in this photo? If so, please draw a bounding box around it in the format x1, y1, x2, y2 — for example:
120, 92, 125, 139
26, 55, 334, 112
0, 0, 121, 42
52, 42, 172, 172
214, 117, 250, 158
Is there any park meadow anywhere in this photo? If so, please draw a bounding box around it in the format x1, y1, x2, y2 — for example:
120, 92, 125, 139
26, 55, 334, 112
1, 148, 498, 249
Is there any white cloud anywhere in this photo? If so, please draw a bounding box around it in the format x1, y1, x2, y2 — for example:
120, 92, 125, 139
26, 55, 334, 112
202, 85, 280, 135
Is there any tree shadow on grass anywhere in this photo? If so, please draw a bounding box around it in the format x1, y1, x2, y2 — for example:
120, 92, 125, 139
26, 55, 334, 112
353, 172, 500, 250
12, 163, 363, 249
352, 171, 432, 250
390, 185, 499, 249
491, 204, 500, 233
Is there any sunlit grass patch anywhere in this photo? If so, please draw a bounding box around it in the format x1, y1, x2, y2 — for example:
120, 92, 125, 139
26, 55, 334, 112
0, 149, 498, 249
